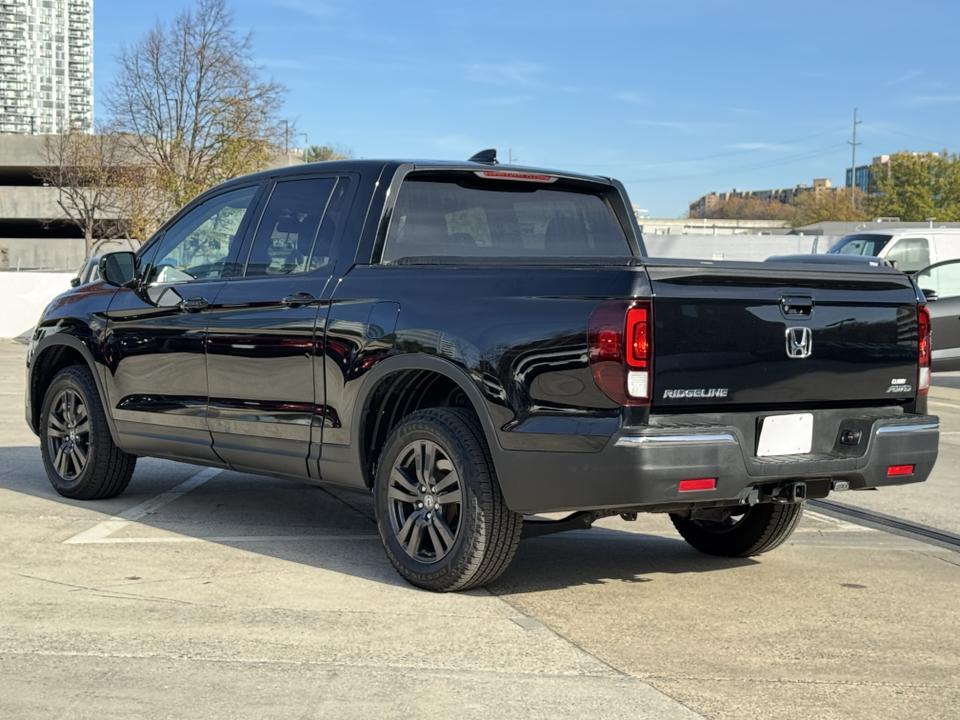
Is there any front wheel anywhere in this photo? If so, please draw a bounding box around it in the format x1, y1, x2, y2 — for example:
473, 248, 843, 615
670, 502, 804, 557
39, 365, 136, 500
374, 408, 522, 592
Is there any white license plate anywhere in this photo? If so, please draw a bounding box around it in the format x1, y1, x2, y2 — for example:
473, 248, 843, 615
756, 413, 813, 457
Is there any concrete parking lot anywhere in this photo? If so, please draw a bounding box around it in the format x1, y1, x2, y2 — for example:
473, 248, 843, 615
1, 338, 958, 720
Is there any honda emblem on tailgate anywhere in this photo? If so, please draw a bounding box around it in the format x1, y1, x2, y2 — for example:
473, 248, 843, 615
785, 327, 813, 359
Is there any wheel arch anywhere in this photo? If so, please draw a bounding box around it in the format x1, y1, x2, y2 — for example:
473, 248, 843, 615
28, 335, 122, 447
351, 354, 504, 490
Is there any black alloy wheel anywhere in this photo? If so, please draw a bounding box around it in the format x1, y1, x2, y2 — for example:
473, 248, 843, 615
39, 366, 136, 500
46, 386, 91, 481
375, 408, 522, 592
386, 438, 463, 564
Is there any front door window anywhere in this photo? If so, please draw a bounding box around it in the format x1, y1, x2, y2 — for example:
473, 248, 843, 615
145, 186, 260, 284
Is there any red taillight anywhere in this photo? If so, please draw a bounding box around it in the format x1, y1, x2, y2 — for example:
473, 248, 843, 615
918, 305, 931, 396
588, 300, 653, 406
887, 464, 915, 477
626, 307, 649, 368
678, 478, 717, 493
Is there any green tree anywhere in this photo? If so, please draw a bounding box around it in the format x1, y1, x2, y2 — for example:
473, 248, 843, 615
787, 190, 869, 227
713, 196, 792, 221
304, 144, 354, 163
868, 151, 960, 221
105, 0, 287, 230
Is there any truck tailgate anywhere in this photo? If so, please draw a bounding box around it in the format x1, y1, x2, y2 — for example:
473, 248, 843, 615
645, 259, 921, 408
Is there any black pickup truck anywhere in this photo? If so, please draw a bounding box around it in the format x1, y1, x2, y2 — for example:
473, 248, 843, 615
25, 151, 940, 591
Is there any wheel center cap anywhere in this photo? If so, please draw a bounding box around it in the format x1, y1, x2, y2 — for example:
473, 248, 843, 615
423, 494, 436, 510
69, 430, 76, 441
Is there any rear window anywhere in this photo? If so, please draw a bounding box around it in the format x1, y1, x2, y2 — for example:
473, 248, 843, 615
381, 174, 631, 262
828, 233, 893, 256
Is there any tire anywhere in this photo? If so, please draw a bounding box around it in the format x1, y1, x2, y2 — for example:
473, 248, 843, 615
374, 408, 522, 592
670, 502, 804, 557
39, 365, 136, 500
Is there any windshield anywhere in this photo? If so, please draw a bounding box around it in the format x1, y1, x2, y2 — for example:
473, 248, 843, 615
827, 233, 893, 256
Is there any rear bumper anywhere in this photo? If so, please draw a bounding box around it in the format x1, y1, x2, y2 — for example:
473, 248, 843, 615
495, 411, 939, 514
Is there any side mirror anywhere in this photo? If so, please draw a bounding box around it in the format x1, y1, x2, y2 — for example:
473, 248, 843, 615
98, 251, 138, 287
921, 288, 939, 302
888, 259, 899, 271
69, 276, 81, 288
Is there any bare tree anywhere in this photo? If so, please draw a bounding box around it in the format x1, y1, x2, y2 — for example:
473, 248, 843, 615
35, 128, 129, 259
104, 0, 287, 216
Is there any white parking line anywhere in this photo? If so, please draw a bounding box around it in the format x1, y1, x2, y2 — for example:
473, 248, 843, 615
805, 510, 878, 533
83, 534, 380, 544
63, 467, 221, 545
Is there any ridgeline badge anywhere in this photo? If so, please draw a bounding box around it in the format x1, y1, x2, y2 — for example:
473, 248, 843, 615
663, 388, 729, 399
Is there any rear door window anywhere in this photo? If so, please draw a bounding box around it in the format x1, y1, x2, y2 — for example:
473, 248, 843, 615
242, 177, 338, 276
915, 261, 960, 299
381, 174, 631, 262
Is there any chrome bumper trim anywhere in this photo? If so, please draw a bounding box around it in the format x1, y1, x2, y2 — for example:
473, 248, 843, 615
615, 433, 738, 447
876, 423, 940, 435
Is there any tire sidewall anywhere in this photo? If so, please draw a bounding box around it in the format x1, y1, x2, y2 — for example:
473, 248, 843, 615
375, 416, 483, 587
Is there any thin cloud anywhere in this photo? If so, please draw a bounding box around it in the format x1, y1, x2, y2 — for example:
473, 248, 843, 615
729, 142, 795, 152
615, 90, 646, 105
904, 93, 960, 107
258, 58, 311, 71
466, 62, 545, 86
270, 0, 339, 20
633, 119, 734, 133
885, 70, 922, 87
466, 95, 534, 107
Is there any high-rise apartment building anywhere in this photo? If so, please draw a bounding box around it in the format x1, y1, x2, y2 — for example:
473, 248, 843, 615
0, 0, 93, 134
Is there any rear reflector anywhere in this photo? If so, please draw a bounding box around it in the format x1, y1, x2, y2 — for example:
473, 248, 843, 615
887, 464, 915, 477
678, 478, 717, 492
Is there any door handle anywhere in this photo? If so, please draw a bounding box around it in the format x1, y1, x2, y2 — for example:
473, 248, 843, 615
281, 293, 317, 308
180, 297, 209, 313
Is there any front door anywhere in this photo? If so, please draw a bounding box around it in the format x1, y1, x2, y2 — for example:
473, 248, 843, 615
102, 184, 262, 462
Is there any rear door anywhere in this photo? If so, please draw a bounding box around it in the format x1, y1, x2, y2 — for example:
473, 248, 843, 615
914, 260, 960, 370
646, 259, 922, 409
205, 175, 353, 478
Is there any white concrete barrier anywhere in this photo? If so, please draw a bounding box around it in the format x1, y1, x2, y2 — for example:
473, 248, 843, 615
0, 272, 74, 338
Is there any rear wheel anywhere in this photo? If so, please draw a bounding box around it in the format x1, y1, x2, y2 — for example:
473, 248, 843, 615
39, 365, 136, 500
670, 502, 804, 557
374, 408, 522, 592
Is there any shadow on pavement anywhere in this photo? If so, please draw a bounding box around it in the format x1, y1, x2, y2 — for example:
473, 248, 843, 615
3, 445, 756, 594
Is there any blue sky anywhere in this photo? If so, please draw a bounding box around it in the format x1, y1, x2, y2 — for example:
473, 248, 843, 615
93, 0, 960, 217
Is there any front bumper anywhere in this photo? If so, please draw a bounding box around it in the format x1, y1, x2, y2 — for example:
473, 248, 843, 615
495, 410, 939, 514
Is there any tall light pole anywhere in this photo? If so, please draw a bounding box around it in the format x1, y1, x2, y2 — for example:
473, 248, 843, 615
848, 108, 862, 207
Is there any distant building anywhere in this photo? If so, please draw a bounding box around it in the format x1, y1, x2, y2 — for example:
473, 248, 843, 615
689, 178, 840, 218
0, 134, 306, 270
0, 0, 93, 134
845, 155, 891, 194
